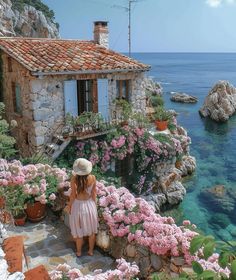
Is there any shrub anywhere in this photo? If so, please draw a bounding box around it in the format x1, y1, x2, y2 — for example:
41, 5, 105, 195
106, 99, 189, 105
0, 103, 16, 159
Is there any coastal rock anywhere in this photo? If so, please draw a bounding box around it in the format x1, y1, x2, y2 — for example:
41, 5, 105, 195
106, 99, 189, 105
177, 155, 196, 176
143, 77, 162, 95
199, 81, 236, 122
199, 185, 236, 215
166, 181, 186, 205
170, 92, 198, 103
0, 0, 59, 38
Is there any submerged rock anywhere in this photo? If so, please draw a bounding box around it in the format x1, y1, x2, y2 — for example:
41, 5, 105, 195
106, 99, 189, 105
209, 213, 231, 229
199, 81, 236, 122
170, 92, 198, 103
199, 185, 236, 215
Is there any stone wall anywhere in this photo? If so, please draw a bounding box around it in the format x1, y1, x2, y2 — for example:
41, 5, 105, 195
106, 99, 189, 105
108, 71, 146, 118
2, 52, 147, 156
1, 52, 35, 156
96, 224, 190, 279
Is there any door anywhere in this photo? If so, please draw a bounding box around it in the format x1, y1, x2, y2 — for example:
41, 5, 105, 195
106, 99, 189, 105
98, 79, 109, 120
64, 80, 78, 117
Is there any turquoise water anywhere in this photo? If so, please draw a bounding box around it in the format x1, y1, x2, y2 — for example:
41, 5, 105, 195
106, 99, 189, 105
133, 53, 236, 240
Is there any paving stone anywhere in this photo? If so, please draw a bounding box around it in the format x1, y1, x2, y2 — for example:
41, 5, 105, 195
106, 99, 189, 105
88, 260, 108, 271
7, 214, 115, 274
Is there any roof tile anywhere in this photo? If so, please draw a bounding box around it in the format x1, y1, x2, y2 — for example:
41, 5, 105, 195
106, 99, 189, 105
0, 38, 150, 74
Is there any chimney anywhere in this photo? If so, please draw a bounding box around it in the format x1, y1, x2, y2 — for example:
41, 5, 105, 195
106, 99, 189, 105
93, 21, 109, 49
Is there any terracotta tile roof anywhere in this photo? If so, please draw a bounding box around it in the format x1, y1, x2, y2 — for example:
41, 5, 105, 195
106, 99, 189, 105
0, 37, 150, 74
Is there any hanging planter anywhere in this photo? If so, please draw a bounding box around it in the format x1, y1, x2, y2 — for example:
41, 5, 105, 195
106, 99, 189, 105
25, 202, 46, 223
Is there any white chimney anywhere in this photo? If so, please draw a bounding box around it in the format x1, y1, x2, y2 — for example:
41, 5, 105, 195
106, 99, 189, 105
93, 21, 109, 49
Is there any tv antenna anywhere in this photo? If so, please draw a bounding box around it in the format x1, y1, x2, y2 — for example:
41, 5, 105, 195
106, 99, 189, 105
112, 0, 143, 57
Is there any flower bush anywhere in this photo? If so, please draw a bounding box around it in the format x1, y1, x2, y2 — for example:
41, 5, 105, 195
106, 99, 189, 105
49, 258, 139, 280
95, 181, 228, 276
76, 125, 191, 194
0, 159, 70, 206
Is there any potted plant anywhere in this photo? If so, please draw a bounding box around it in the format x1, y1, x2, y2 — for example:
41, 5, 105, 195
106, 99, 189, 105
1, 185, 27, 226
133, 112, 150, 129
153, 107, 172, 131
23, 174, 58, 223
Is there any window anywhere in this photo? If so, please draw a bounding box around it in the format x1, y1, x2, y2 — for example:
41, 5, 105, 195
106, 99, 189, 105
116, 80, 131, 101
12, 82, 22, 114
77, 80, 94, 114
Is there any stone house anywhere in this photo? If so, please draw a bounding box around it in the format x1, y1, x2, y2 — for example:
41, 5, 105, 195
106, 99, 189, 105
0, 21, 150, 157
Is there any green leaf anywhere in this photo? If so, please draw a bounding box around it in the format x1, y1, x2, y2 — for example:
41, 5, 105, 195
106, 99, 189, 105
219, 252, 230, 269
203, 241, 215, 260
151, 274, 160, 280
190, 235, 205, 254
220, 272, 229, 280
204, 235, 215, 242
200, 270, 216, 279
192, 261, 203, 275
230, 260, 236, 280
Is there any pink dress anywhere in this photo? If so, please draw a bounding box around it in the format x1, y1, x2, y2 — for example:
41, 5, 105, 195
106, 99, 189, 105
69, 185, 98, 238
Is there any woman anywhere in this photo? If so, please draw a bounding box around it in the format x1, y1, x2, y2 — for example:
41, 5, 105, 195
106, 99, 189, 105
66, 158, 98, 257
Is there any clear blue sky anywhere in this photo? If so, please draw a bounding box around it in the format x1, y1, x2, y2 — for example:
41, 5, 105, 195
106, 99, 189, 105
43, 0, 236, 52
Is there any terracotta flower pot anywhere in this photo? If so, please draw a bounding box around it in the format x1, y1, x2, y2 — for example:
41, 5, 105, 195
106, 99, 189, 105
14, 213, 27, 226
25, 202, 46, 223
155, 120, 168, 131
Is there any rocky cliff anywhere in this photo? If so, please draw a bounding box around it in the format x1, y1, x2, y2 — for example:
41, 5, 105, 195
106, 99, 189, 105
0, 0, 59, 38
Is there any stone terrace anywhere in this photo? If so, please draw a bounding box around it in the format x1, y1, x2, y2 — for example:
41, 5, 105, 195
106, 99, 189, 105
7, 212, 115, 275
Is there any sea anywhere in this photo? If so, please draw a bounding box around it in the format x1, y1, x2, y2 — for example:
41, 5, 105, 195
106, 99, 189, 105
132, 53, 236, 241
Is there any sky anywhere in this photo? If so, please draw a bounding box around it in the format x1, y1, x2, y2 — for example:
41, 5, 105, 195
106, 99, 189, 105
43, 0, 236, 53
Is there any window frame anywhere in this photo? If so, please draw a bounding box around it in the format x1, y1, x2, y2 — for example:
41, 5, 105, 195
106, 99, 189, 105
116, 80, 131, 101
12, 82, 22, 115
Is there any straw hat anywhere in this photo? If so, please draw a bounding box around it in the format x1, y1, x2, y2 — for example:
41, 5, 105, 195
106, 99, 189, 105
73, 158, 92, 176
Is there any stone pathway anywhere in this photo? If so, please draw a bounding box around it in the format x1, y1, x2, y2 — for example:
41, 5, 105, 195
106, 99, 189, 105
7, 211, 115, 275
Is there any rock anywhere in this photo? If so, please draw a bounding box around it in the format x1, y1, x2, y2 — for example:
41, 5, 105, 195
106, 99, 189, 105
170, 263, 180, 273
96, 230, 110, 251
125, 244, 136, 258
199, 81, 236, 122
0, 0, 59, 38
166, 182, 186, 205
216, 229, 233, 241
139, 256, 151, 278
110, 237, 126, 259
170, 92, 198, 103
209, 213, 231, 229
143, 77, 163, 95
199, 185, 236, 215
177, 155, 196, 176
227, 225, 236, 237
136, 245, 149, 257
150, 254, 162, 270
171, 256, 185, 266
